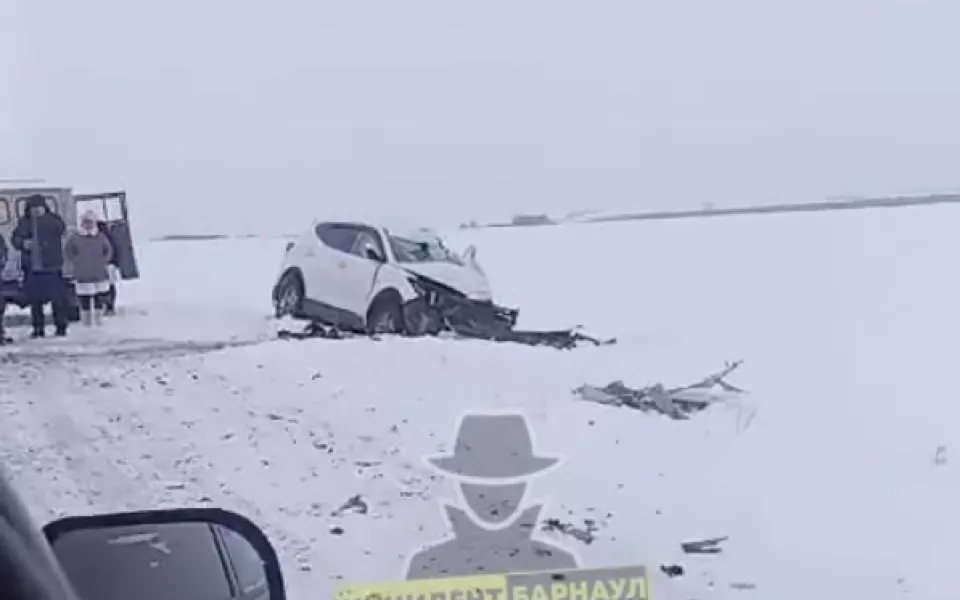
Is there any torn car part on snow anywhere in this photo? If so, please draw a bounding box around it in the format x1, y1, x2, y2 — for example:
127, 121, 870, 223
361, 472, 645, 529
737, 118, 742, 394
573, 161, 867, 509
573, 360, 746, 419
277, 315, 615, 350
681, 536, 728, 554
399, 280, 615, 348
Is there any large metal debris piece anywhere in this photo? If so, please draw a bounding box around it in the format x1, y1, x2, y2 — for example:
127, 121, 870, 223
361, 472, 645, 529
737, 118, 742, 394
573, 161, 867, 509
403, 294, 616, 349
573, 360, 746, 419
446, 323, 615, 349
277, 322, 351, 341
681, 536, 728, 554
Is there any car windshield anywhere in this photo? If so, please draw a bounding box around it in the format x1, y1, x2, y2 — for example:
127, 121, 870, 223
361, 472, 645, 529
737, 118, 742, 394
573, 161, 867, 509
389, 233, 462, 265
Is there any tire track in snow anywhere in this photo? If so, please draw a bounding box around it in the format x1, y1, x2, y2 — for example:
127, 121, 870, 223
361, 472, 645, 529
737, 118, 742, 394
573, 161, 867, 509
1, 350, 321, 582
109, 360, 323, 578
1, 338, 266, 361
2, 345, 340, 595
0, 358, 157, 517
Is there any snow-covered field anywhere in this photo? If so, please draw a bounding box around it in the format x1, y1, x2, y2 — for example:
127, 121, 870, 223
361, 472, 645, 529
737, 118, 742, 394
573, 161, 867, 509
2, 206, 958, 599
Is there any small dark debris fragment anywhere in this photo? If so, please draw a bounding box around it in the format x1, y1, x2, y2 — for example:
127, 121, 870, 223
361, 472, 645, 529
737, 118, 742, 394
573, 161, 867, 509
278, 322, 350, 340
730, 582, 757, 591
332, 494, 369, 516
541, 518, 598, 544
660, 564, 684, 578
681, 536, 728, 554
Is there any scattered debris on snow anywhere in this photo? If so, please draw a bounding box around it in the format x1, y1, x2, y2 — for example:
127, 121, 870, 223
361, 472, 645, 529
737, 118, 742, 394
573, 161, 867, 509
729, 581, 757, 591
660, 564, 685, 578
332, 494, 369, 517
573, 360, 747, 419
541, 518, 600, 544
276, 319, 616, 350
681, 535, 728, 554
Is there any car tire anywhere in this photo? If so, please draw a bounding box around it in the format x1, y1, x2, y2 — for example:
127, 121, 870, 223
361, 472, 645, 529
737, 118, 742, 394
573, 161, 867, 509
273, 271, 305, 319
366, 297, 405, 335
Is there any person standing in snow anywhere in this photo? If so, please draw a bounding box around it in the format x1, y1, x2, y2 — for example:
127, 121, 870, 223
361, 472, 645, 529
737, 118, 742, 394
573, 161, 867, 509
11, 194, 70, 337
0, 234, 9, 344
65, 212, 114, 327
96, 220, 120, 315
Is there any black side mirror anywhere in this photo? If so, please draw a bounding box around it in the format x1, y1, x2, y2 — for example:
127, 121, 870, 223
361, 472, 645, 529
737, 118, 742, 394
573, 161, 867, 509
365, 247, 384, 262
44, 507, 286, 600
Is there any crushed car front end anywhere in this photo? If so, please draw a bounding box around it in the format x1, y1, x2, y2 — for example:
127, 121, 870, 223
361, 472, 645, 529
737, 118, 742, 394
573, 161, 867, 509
402, 272, 519, 336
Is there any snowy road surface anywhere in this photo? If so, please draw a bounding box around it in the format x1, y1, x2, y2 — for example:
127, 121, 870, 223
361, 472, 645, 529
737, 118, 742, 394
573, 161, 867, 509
2, 207, 959, 599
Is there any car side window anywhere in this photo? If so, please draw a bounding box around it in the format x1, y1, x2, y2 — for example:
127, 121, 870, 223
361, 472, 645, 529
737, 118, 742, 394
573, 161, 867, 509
0, 198, 10, 225
315, 223, 360, 254
349, 228, 386, 260
14, 195, 58, 219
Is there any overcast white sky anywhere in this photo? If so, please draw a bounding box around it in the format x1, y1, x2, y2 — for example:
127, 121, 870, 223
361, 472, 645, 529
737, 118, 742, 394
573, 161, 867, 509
5, 0, 960, 236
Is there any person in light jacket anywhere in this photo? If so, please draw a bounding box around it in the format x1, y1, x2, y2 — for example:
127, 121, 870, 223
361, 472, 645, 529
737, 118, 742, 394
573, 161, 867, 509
65, 211, 114, 326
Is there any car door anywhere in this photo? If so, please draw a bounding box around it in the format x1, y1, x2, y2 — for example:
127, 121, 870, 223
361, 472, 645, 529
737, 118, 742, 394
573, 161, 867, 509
74, 191, 140, 279
0, 195, 16, 283
338, 226, 388, 317
305, 222, 360, 313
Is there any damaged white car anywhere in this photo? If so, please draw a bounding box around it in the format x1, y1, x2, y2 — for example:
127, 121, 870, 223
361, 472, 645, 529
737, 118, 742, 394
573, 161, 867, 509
272, 221, 518, 334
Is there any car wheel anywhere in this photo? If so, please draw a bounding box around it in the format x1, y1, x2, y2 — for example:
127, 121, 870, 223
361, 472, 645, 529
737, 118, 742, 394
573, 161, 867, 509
274, 272, 304, 318
367, 298, 405, 335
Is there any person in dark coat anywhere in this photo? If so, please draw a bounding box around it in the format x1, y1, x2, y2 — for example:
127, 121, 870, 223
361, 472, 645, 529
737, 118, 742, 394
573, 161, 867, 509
96, 220, 120, 315
11, 195, 69, 337
0, 234, 9, 344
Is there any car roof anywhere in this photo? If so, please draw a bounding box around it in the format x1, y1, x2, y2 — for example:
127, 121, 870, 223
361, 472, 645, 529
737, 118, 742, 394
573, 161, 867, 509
312, 218, 446, 240
0, 185, 71, 194
383, 225, 445, 242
